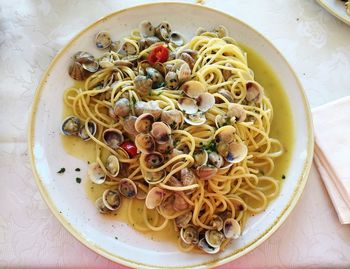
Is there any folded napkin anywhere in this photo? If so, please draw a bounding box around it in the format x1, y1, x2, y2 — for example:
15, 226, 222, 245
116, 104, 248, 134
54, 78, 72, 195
313, 96, 350, 224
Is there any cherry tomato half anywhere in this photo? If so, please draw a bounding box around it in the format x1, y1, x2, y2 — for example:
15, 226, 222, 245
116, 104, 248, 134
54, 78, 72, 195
147, 45, 169, 64
120, 141, 138, 158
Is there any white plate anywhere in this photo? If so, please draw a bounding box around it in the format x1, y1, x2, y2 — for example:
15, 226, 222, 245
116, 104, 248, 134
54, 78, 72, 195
28, 3, 313, 269
317, 0, 350, 25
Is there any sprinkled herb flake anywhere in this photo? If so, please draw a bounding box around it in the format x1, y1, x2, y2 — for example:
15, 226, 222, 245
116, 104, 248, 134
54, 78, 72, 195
282, 174, 286, 180
76, 177, 82, 184
203, 140, 217, 153
57, 168, 66, 174
115, 236, 118, 240
75, 168, 81, 172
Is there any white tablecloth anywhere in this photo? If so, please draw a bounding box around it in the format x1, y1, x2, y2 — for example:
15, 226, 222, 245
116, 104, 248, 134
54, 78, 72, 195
1, 0, 350, 268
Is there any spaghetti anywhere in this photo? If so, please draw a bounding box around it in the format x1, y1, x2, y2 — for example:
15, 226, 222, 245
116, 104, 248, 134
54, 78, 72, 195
61, 21, 284, 253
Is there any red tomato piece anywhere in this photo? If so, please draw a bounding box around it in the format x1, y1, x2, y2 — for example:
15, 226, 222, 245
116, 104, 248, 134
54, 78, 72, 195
147, 45, 169, 64
120, 141, 138, 158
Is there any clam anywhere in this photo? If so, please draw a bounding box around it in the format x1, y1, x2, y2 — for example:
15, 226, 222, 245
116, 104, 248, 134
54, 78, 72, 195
174, 193, 189, 211
102, 189, 121, 210
165, 71, 179, 90
95, 31, 112, 49
223, 218, 241, 239
140, 20, 155, 37
99, 53, 115, 68
182, 49, 198, 58
143, 101, 162, 120
118, 178, 137, 198
156, 137, 174, 154
120, 40, 138, 55
184, 112, 206, 126
225, 142, 248, 164
145, 187, 165, 209
193, 149, 208, 167
103, 128, 124, 149
145, 152, 164, 168
198, 238, 220, 254
245, 81, 264, 103
114, 98, 130, 117
73, 51, 94, 62
123, 116, 138, 136
177, 62, 191, 82
168, 176, 182, 187
215, 114, 228, 128
182, 81, 206, 98
175, 211, 192, 228
180, 225, 199, 245
210, 215, 224, 231
180, 168, 196, 186
214, 25, 228, 38
161, 110, 184, 130
150, 122, 171, 144
178, 97, 198, 115
134, 75, 152, 96
143, 170, 166, 184
222, 63, 233, 81
195, 165, 217, 180
169, 32, 185, 46
135, 113, 155, 133
78, 121, 97, 141
145, 67, 164, 89
205, 230, 224, 248
197, 93, 215, 112
179, 52, 195, 69
155, 21, 171, 41
227, 103, 246, 122
208, 152, 224, 168
215, 125, 236, 144
61, 116, 81, 136
218, 88, 233, 102
110, 40, 121, 52
81, 60, 99, 73
134, 101, 148, 116
95, 197, 111, 214
135, 133, 155, 153
105, 155, 120, 177
88, 162, 106, 184
68, 61, 88, 81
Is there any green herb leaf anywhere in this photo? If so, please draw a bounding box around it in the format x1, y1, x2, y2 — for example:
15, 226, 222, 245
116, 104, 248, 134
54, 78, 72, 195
203, 140, 217, 153
57, 168, 65, 174
75, 177, 82, 184
75, 168, 81, 172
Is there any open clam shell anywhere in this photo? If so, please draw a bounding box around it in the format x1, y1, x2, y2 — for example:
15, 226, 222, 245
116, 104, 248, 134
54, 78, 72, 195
61, 116, 81, 136
198, 238, 220, 254
103, 128, 124, 150
182, 81, 206, 98
102, 189, 121, 211
215, 125, 236, 144
226, 142, 248, 164
161, 110, 184, 130
145, 187, 165, 209
135, 133, 155, 154
95, 31, 112, 49
178, 97, 198, 115
150, 122, 171, 144
114, 98, 130, 117
205, 230, 224, 248
140, 20, 155, 37
118, 178, 137, 198
197, 92, 215, 112
184, 112, 206, 126
177, 62, 191, 82
123, 116, 138, 136
223, 218, 241, 239
245, 80, 264, 103
144, 152, 164, 168
175, 211, 192, 228
165, 71, 179, 90
78, 121, 97, 141
105, 155, 120, 177
195, 165, 217, 180
143, 170, 166, 185
227, 103, 246, 122
95, 197, 111, 214
88, 162, 106, 184
169, 32, 185, 46
208, 152, 224, 168
180, 225, 199, 245
135, 113, 155, 133
193, 149, 208, 167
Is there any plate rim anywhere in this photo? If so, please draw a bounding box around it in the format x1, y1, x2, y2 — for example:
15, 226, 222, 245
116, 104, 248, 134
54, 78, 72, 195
316, 0, 350, 26
28, 2, 314, 268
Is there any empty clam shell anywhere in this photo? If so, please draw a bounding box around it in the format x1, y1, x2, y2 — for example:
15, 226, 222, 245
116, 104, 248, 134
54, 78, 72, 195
95, 31, 112, 49
205, 230, 224, 248
143, 170, 166, 184
198, 237, 220, 254
177, 62, 191, 82
103, 128, 124, 149
215, 125, 236, 144
140, 20, 155, 37
95, 197, 111, 214
210, 215, 224, 231
135, 113, 155, 133
180, 225, 199, 245
226, 142, 248, 164
73, 51, 95, 62
223, 218, 241, 239
145, 152, 164, 168
145, 187, 165, 209
195, 165, 217, 180
174, 193, 189, 211
197, 92, 215, 112
88, 162, 106, 184
105, 155, 120, 177
169, 32, 185, 46
227, 103, 246, 122
118, 178, 137, 198
179, 52, 195, 69
135, 133, 155, 154
78, 121, 97, 141
150, 122, 171, 144
155, 21, 171, 41
178, 97, 198, 115
193, 149, 208, 167
245, 81, 264, 103
175, 211, 192, 228
82, 60, 99, 73
161, 110, 184, 130
61, 116, 81, 136
184, 112, 206, 126
182, 81, 206, 98
114, 98, 130, 117
102, 189, 121, 210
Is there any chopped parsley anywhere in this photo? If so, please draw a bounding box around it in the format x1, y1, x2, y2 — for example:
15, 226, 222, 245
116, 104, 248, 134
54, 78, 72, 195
203, 140, 217, 153
57, 168, 66, 174
173, 140, 179, 147
156, 90, 163, 96
282, 174, 286, 180
130, 95, 137, 106
114, 236, 118, 240
75, 177, 82, 184
75, 168, 81, 172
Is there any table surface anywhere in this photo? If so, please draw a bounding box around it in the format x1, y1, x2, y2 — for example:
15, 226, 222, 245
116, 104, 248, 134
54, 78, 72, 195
1, 0, 350, 268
